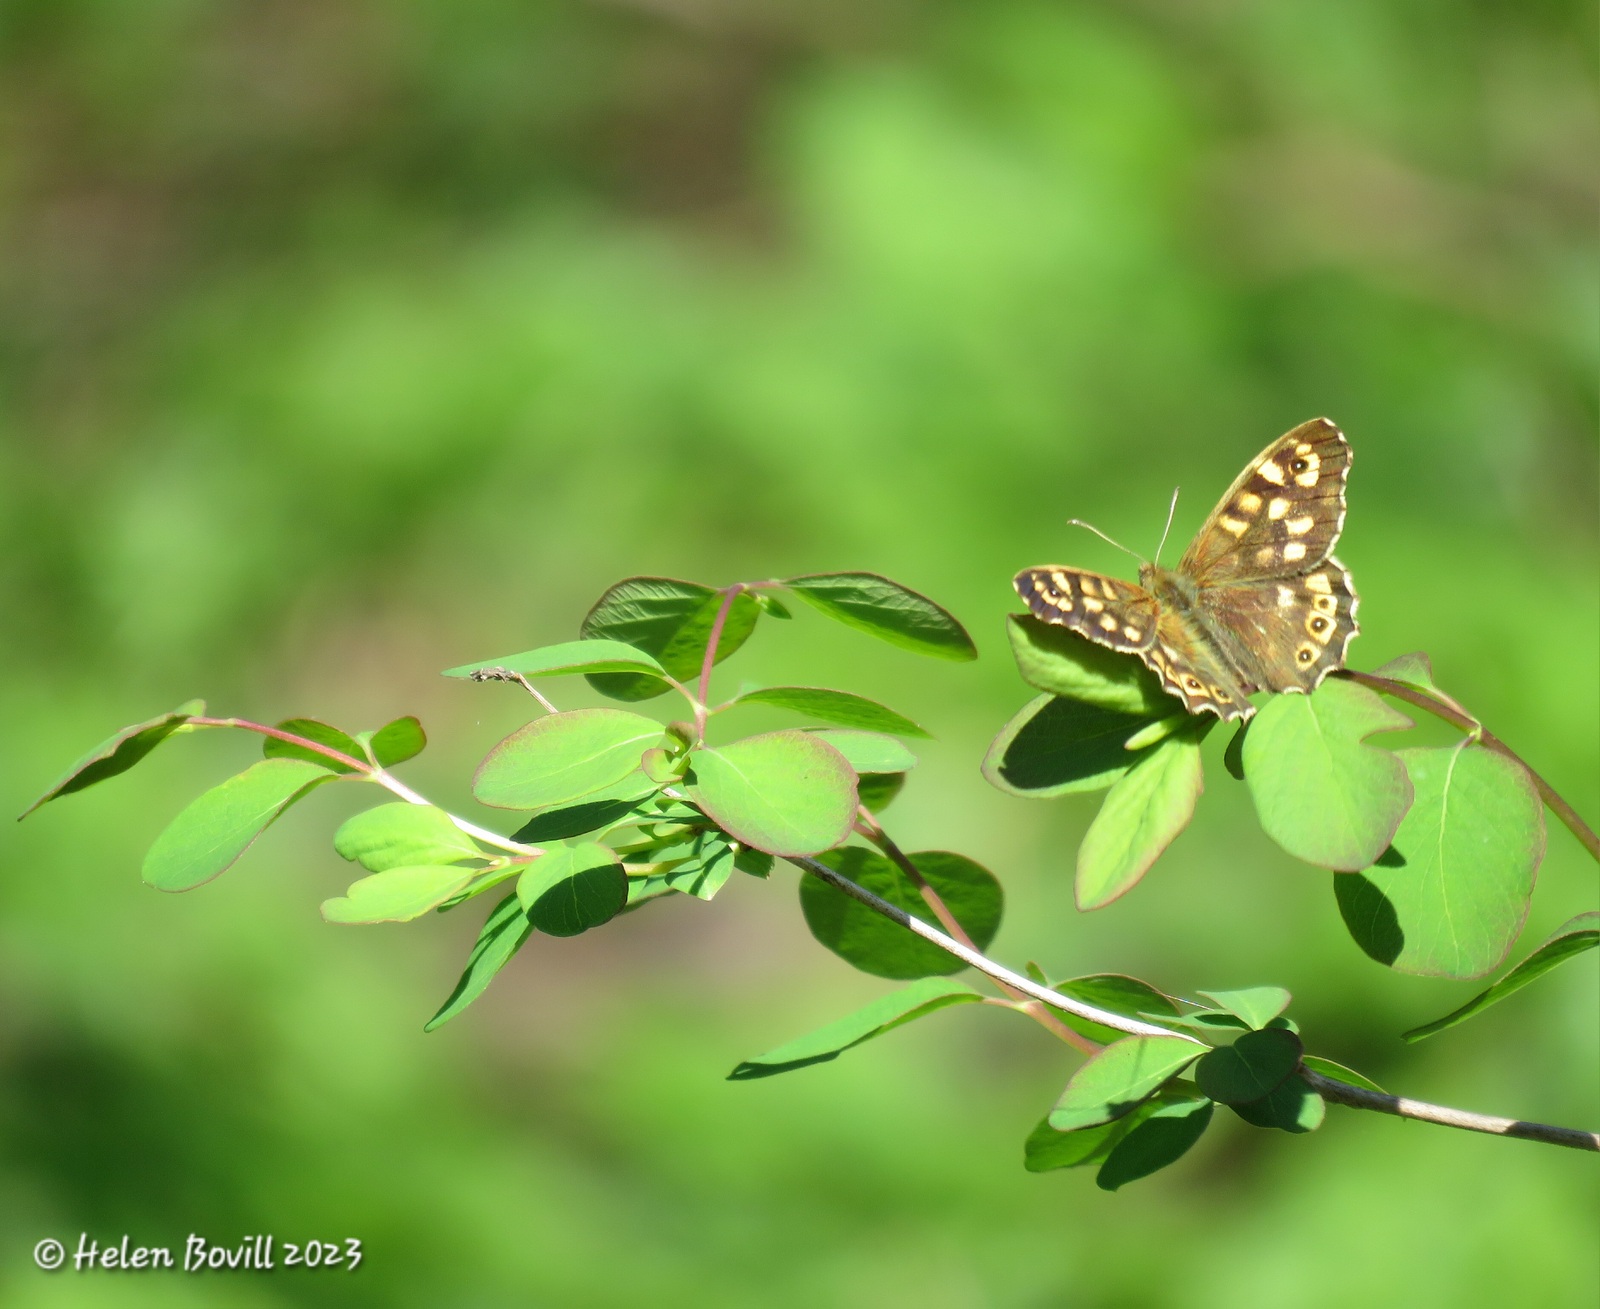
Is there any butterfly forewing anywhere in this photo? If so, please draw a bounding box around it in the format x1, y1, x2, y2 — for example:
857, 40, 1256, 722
1201, 556, 1359, 694
1179, 419, 1351, 586
1013, 567, 1159, 654
1144, 612, 1257, 720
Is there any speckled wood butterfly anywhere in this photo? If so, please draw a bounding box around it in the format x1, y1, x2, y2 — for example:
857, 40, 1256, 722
1014, 418, 1359, 722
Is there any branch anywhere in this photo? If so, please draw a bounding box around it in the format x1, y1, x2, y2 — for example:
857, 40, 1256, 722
788, 855, 1600, 1154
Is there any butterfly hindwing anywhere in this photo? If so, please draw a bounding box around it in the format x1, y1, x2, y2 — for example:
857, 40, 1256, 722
1179, 418, 1351, 586
1013, 567, 1159, 654
1201, 556, 1359, 694
1143, 612, 1257, 720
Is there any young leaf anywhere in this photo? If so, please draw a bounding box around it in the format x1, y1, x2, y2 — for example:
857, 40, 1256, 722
688, 730, 856, 856
516, 842, 628, 935
1300, 1055, 1385, 1093
1369, 652, 1478, 724
322, 865, 477, 924
334, 803, 482, 872
1229, 1076, 1325, 1134
1052, 975, 1182, 1047
1049, 1036, 1204, 1132
1335, 744, 1545, 978
1196, 987, 1292, 1031
580, 578, 760, 701
727, 977, 983, 1080
983, 694, 1164, 798
19, 699, 205, 818
1193, 1028, 1303, 1104
1096, 1097, 1215, 1191
804, 729, 917, 775
264, 719, 365, 773
367, 716, 427, 767
1005, 615, 1173, 716
473, 709, 665, 811
1244, 678, 1414, 871
728, 687, 930, 738
424, 892, 535, 1031
1075, 726, 1206, 910
142, 758, 335, 892
1402, 911, 1598, 1042
801, 847, 1003, 979
441, 638, 666, 681
784, 572, 977, 661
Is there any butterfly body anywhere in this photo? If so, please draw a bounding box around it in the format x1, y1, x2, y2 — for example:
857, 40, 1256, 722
1015, 419, 1359, 722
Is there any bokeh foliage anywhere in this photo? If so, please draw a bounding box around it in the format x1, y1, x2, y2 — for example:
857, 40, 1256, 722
1, 2, 1595, 1305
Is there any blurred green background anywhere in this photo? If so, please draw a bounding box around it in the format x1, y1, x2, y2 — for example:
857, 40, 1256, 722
1, 2, 1596, 1305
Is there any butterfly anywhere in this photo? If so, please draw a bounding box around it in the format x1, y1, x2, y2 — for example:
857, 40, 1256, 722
1013, 418, 1359, 722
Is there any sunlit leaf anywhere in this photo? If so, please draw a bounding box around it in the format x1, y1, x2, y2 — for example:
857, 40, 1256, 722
1052, 974, 1181, 1047
1196, 987, 1292, 1030
264, 718, 365, 773
1193, 1028, 1302, 1104
805, 729, 917, 775
580, 578, 759, 701
983, 694, 1160, 798
1004, 615, 1173, 716
473, 709, 665, 811
1048, 1036, 1204, 1132
442, 638, 666, 680
784, 572, 976, 661
367, 716, 427, 767
728, 686, 930, 738
516, 841, 628, 935
333, 802, 482, 872
424, 893, 534, 1031
322, 864, 477, 924
688, 730, 856, 856
20, 700, 205, 818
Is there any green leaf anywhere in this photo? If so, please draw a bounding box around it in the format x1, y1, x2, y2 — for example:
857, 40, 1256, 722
1230, 1075, 1325, 1134
1048, 1036, 1204, 1132
333, 803, 482, 872
142, 758, 334, 892
367, 716, 427, 767
728, 686, 930, 738
442, 638, 667, 681
1076, 726, 1206, 910
983, 694, 1164, 798
1223, 720, 1248, 781
1004, 615, 1174, 716
1196, 987, 1292, 1030
264, 719, 365, 773
1052, 974, 1181, 1047
754, 592, 791, 619
1335, 744, 1545, 978
1402, 911, 1598, 1042
322, 865, 477, 924
1300, 1055, 1385, 1094
1024, 1114, 1137, 1173
801, 847, 1002, 979
20, 699, 205, 818
728, 978, 983, 1079
1370, 652, 1479, 725
424, 892, 534, 1031
1096, 1096, 1215, 1191
1151, 1008, 1251, 1036
688, 730, 856, 856
1193, 1028, 1303, 1104
1244, 678, 1414, 871
805, 729, 917, 775
473, 709, 665, 811
855, 773, 906, 814
580, 578, 759, 701
784, 572, 977, 661
734, 846, 774, 878
653, 828, 737, 900
511, 788, 659, 843
516, 841, 628, 935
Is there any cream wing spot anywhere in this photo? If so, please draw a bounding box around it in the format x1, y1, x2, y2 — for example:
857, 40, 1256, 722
1123, 626, 1143, 642
1099, 614, 1119, 632
1236, 492, 1262, 513
1082, 597, 1104, 614
1268, 497, 1290, 520
1255, 546, 1276, 565
1259, 459, 1286, 486
1285, 515, 1314, 536
1282, 541, 1307, 563
1305, 573, 1333, 594
1276, 584, 1295, 607
1218, 515, 1249, 536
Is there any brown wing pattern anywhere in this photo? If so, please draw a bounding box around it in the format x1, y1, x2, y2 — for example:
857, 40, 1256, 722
1013, 567, 1160, 654
1141, 611, 1257, 721
1179, 419, 1351, 586
1201, 556, 1359, 696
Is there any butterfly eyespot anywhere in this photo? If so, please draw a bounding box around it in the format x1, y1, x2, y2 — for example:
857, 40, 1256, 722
1310, 616, 1328, 633
1184, 676, 1204, 692
1290, 457, 1309, 473
1297, 647, 1315, 664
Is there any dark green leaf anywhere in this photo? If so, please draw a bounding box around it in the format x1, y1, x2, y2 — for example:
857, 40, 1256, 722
1024, 1114, 1136, 1173
424, 893, 534, 1031
142, 758, 335, 892
1052, 974, 1181, 1046
1048, 1036, 1204, 1132
785, 572, 976, 661
1076, 725, 1206, 910
688, 730, 857, 856
734, 846, 774, 878
1230, 1075, 1325, 1133
1402, 911, 1599, 1042
1244, 678, 1414, 871
1300, 1056, 1385, 1093
334, 803, 482, 872
1150, 1008, 1251, 1036
264, 719, 365, 773
322, 864, 477, 924
1096, 1097, 1215, 1190
1336, 744, 1544, 978
1193, 1028, 1303, 1104
442, 638, 667, 681
1004, 615, 1173, 716
473, 709, 665, 811
1223, 720, 1248, 781
805, 729, 917, 775
517, 841, 628, 935
1196, 987, 1292, 1030
20, 700, 205, 818
982, 694, 1163, 798
754, 593, 791, 619
728, 686, 930, 738
511, 787, 659, 843
855, 773, 906, 813
657, 829, 736, 900
580, 578, 759, 701
728, 978, 983, 1079
801, 848, 1002, 979
367, 716, 427, 767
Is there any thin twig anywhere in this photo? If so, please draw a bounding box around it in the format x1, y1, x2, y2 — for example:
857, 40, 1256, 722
1337, 670, 1600, 862
467, 668, 558, 714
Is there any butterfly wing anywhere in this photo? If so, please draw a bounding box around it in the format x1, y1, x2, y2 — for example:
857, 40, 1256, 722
1178, 419, 1351, 586
1198, 557, 1359, 695
1142, 610, 1258, 720
1013, 567, 1160, 655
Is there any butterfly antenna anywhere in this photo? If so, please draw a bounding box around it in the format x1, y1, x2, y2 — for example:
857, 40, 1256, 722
1065, 519, 1146, 566
1153, 486, 1181, 567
